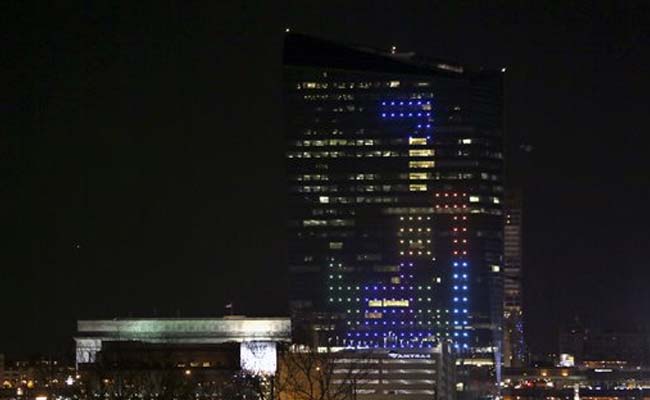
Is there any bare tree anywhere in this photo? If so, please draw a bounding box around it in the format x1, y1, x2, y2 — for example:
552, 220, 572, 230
274, 345, 373, 400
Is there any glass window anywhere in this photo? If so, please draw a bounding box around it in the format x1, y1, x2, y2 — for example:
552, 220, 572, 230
409, 184, 428, 192
409, 137, 428, 145
409, 149, 434, 157
409, 161, 435, 169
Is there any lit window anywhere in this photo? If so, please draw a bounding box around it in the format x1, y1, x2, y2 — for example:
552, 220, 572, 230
409, 172, 429, 180
461, 139, 472, 144
389, 81, 400, 87
319, 196, 329, 203
491, 265, 500, 272
409, 149, 434, 157
409, 137, 428, 145
409, 184, 428, 192
303, 219, 326, 226
469, 196, 480, 203
409, 161, 435, 169
329, 242, 343, 250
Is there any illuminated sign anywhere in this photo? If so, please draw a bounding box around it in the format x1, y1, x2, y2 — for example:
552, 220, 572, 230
367, 299, 410, 307
388, 352, 432, 359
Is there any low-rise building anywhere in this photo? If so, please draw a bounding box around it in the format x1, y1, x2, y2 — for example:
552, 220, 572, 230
503, 365, 650, 399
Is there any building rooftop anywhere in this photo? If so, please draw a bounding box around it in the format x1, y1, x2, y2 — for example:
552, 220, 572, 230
76, 317, 291, 343
284, 32, 499, 78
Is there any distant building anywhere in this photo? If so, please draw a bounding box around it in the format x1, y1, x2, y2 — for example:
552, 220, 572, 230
284, 32, 505, 368
75, 317, 291, 373
503, 365, 650, 399
73, 317, 291, 399
278, 343, 455, 400
329, 344, 456, 400
0, 355, 76, 398
503, 190, 525, 367
74, 317, 292, 364
559, 324, 650, 366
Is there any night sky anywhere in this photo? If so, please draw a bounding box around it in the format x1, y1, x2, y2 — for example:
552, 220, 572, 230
3, 1, 650, 357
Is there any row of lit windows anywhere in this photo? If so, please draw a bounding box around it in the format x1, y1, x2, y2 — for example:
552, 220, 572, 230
287, 150, 404, 158
295, 130, 498, 145
289, 143, 501, 160
300, 205, 502, 217
303, 219, 354, 227
311, 209, 350, 217
291, 138, 441, 147
298, 81, 389, 90
316, 196, 400, 204
294, 172, 500, 185
291, 139, 380, 147
291, 173, 494, 185
294, 174, 330, 181
399, 250, 433, 256
300, 185, 480, 194
288, 149, 437, 158
295, 184, 451, 193
399, 239, 432, 246
302, 94, 355, 101
469, 195, 502, 204
347, 320, 440, 326
399, 227, 432, 233
331, 105, 364, 113
302, 128, 350, 136
380, 111, 432, 118
296, 81, 435, 90
440, 149, 503, 159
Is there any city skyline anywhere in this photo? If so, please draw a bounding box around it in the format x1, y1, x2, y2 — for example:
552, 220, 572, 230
3, 2, 650, 359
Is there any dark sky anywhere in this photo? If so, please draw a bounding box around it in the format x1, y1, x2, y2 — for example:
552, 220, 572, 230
3, 1, 650, 357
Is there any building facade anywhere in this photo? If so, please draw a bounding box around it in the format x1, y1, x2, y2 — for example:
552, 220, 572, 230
74, 317, 291, 399
276, 343, 454, 400
74, 317, 291, 372
284, 33, 504, 365
329, 344, 455, 400
503, 190, 525, 367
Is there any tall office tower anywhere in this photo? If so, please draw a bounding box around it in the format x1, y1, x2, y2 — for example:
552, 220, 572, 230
284, 33, 504, 363
503, 191, 525, 366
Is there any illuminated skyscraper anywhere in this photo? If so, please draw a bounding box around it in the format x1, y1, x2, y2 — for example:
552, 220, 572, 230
503, 190, 526, 366
284, 33, 504, 363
